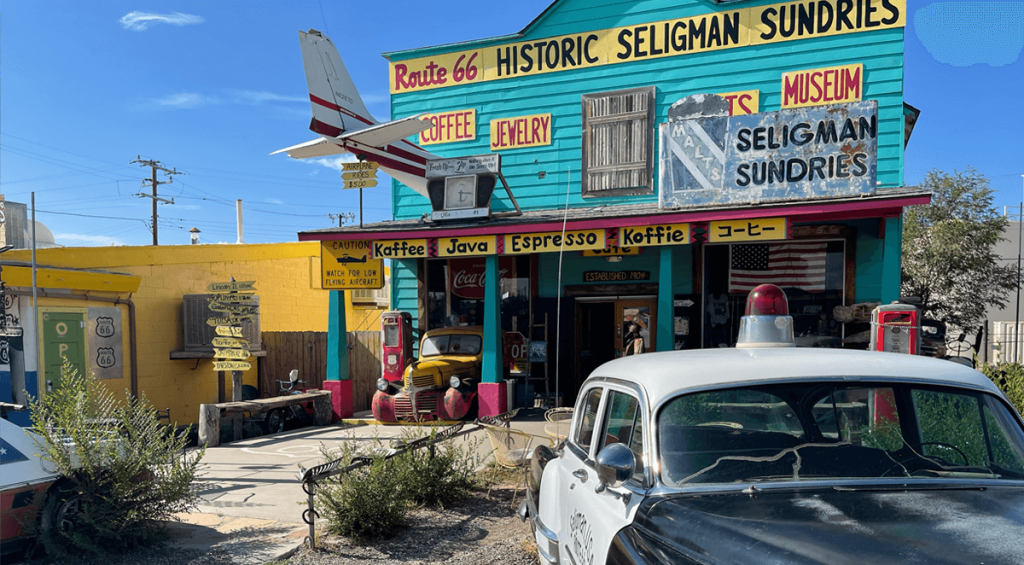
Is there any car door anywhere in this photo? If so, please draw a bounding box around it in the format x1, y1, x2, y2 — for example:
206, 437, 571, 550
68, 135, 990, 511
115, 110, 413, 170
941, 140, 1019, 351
560, 382, 647, 565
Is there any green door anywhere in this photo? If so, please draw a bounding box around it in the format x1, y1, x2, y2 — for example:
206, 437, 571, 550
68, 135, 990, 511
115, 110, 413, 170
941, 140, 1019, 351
41, 310, 88, 393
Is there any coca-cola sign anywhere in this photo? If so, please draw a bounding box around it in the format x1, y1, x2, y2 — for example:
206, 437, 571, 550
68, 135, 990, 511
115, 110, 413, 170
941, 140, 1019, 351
450, 257, 512, 299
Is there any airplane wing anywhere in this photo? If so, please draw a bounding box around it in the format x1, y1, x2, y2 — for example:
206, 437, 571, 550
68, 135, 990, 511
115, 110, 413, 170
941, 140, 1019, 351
270, 138, 348, 159
340, 115, 433, 148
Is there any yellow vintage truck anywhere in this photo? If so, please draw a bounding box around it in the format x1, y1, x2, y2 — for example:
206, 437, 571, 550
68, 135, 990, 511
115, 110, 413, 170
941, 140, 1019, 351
372, 326, 495, 422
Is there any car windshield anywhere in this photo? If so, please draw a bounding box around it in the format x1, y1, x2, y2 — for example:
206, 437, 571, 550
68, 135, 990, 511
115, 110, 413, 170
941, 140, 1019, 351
658, 381, 1024, 486
420, 334, 481, 357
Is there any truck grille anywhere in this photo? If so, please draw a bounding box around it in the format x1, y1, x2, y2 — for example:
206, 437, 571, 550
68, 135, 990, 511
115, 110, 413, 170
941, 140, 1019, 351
394, 394, 440, 420
405, 373, 437, 389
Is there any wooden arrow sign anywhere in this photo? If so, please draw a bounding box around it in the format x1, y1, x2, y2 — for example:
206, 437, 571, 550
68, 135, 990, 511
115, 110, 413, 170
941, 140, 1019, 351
207, 281, 257, 293
341, 161, 379, 172
215, 325, 244, 337
213, 360, 251, 371
211, 337, 247, 348
343, 179, 378, 189
208, 295, 258, 306
208, 302, 257, 315
214, 348, 251, 360
206, 314, 255, 327
341, 170, 377, 181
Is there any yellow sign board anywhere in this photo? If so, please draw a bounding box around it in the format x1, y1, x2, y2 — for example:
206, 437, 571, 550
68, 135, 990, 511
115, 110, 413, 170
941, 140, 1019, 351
419, 109, 477, 145
583, 246, 641, 257
489, 114, 552, 151
781, 64, 863, 109
342, 162, 379, 171
321, 241, 384, 289
717, 90, 759, 115
619, 224, 691, 247
344, 179, 379, 189
211, 337, 247, 348
504, 230, 606, 255
389, 0, 905, 94
371, 239, 430, 259
207, 281, 256, 293
206, 315, 255, 327
215, 326, 243, 338
213, 360, 251, 371
208, 302, 257, 315
214, 348, 251, 360
342, 170, 378, 181
436, 235, 496, 257
709, 217, 788, 242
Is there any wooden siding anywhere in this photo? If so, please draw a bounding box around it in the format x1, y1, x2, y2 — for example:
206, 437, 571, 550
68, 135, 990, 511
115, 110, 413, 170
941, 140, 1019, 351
259, 330, 382, 413
348, 331, 382, 413
390, 0, 904, 220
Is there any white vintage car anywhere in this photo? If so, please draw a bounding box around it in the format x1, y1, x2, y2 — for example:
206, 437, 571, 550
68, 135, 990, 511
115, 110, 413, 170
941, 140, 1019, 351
522, 285, 1024, 565
0, 410, 64, 555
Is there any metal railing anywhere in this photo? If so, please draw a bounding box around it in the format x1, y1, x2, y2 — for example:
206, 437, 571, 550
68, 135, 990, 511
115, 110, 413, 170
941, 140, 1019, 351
296, 410, 520, 549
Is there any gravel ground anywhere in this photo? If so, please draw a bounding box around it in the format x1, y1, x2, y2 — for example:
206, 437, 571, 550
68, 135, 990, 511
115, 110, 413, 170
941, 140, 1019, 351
286, 485, 540, 565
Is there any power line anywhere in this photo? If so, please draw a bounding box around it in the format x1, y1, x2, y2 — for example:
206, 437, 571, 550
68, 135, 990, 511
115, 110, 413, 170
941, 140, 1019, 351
132, 157, 183, 245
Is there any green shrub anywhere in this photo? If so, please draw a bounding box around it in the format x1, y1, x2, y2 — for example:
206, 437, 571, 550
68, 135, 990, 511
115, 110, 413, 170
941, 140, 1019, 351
980, 362, 1024, 415
28, 358, 205, 556
313, 425, 484, 538
393, 427, 482, 509
315, 438, 408, 538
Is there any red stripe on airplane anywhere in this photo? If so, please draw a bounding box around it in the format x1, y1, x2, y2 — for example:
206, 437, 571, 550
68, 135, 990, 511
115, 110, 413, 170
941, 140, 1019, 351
309, 94, 374, 127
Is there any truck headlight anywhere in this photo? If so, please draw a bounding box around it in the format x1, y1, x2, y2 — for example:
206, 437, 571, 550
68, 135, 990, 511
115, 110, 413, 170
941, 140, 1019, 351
449, 375, 462, 389
376, 378, 389, 392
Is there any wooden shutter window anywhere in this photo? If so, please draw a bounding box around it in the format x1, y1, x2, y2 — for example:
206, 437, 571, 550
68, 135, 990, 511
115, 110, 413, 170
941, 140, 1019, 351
581, 86, 655, 198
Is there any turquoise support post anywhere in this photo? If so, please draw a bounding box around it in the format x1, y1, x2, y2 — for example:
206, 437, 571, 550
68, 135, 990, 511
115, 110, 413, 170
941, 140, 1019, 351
324, 290, 352, 420
658, 246, 674, 352
881, 215, 903, 304
326, 290, 348, 381
478, 255, 506, 416
481, 255, 502, 384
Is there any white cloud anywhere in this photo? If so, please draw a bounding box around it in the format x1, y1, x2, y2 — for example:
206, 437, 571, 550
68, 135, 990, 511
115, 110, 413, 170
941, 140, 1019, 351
54, 233, 127, 246
231, 91, 307, 105
120, 12, 204, 31
307, 155, 357, 172
154, 93, 221, 108
265, 198, 284, 205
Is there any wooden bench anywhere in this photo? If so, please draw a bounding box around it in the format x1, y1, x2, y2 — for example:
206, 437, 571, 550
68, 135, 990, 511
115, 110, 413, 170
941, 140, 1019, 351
198, 390, 332, 447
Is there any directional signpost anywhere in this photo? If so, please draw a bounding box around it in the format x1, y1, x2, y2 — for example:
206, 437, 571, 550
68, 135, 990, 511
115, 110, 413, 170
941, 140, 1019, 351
342, 161, 379, 228
207, 279, 258, 441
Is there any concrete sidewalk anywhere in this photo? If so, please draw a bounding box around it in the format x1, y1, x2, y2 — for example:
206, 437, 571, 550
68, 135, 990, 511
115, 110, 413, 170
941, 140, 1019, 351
165, 408, 562, 563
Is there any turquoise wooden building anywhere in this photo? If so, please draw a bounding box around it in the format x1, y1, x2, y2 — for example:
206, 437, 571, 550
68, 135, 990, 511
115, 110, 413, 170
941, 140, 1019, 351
300, 0, 926, 417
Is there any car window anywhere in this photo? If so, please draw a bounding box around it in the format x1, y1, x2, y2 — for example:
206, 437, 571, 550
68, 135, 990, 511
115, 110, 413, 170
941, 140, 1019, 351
658, 382, 1024, 487
449, 335, 481, 355
598, 390, 644, 483
420, 335, 450, 356
575, 388, 604, 454
913, 389, 990, 467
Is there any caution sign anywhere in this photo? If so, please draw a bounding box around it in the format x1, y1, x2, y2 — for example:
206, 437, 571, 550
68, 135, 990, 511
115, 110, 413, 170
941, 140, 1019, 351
321, 240, 384, 290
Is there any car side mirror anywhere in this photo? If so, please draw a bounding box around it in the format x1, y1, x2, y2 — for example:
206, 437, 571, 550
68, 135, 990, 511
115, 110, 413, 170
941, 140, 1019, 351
594, 443, 634, 504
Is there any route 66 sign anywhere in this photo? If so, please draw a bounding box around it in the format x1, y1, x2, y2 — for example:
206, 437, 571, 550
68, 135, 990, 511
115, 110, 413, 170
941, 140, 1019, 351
88, 307, 122, 379
95, 317, 115, 338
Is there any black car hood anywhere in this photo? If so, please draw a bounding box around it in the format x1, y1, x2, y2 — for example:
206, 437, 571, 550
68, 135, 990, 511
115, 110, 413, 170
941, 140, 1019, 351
627, 485, 1024, 565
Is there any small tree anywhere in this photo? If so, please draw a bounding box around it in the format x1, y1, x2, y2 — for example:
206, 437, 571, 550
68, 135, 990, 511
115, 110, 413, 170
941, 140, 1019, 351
28, 358, 205, 556
901, 168, 1018, 329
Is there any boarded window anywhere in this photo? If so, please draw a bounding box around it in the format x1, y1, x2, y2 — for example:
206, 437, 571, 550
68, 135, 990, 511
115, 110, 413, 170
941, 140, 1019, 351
581, 86, 655, 198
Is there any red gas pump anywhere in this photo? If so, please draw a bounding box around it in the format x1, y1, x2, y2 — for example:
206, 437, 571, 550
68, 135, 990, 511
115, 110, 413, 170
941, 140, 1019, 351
381, 311, 414, 384
869, 302, 921, 355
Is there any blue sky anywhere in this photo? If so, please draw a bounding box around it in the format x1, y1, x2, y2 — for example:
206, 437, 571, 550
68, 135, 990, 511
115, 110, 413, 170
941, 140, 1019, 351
1, 1, 1022, 247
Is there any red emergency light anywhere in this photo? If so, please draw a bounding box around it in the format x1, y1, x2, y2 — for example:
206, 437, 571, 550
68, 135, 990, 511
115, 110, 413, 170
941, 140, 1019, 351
744, 284, 790, 316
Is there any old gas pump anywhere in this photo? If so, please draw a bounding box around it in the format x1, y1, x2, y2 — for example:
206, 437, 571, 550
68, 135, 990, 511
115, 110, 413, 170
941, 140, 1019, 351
381, 311, 414, 384
869, 302, 921, 355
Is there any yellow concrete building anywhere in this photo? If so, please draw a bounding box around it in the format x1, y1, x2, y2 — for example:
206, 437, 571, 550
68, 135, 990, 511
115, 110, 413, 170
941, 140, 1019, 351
1, 242, 388, 426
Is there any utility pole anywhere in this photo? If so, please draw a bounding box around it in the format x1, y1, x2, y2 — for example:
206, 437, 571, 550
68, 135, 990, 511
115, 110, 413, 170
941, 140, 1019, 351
131, 157, 182, 245
328, 212, 355, 227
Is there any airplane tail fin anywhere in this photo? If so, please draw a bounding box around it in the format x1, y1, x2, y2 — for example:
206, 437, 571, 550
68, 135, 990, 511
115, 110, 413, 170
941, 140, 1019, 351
299, 29, 377, 137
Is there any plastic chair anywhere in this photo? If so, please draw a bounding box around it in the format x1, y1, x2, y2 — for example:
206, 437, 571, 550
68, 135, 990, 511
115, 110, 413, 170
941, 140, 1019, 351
544, 407, 574, 443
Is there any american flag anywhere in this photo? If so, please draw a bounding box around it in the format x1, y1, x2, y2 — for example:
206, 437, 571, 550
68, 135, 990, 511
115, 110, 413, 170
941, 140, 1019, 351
729, 242, 828, 293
